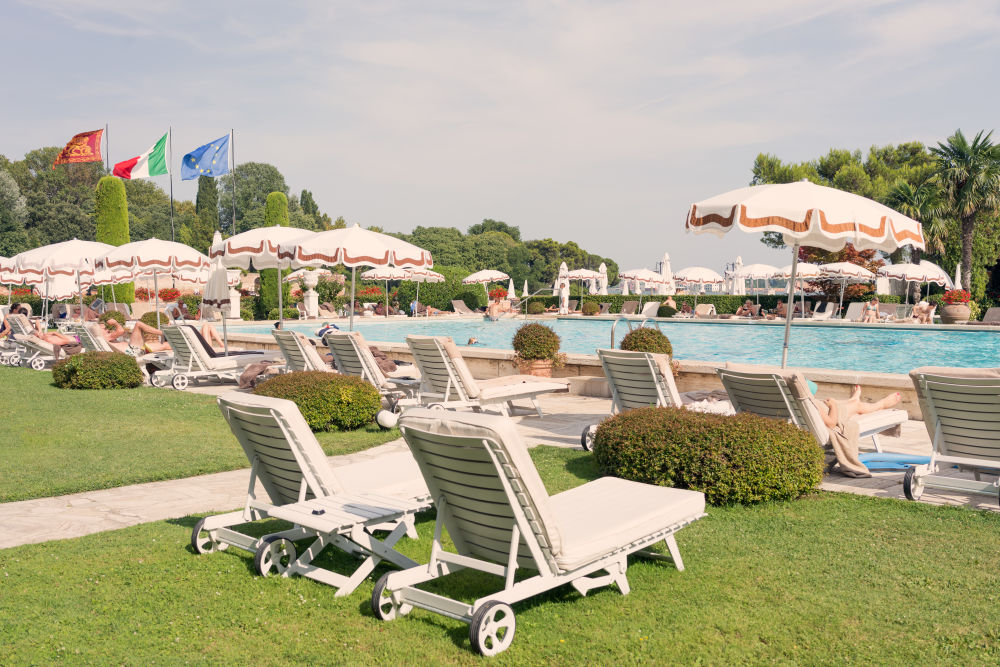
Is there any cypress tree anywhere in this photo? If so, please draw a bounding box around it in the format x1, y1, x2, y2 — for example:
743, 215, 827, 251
259, 191, 290, 314
95, 176, 134, 302
189, 175, 219, 253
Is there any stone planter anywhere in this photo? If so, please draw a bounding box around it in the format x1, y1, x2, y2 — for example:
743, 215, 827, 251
940, 303, 971, 324
519, 359, 554, 377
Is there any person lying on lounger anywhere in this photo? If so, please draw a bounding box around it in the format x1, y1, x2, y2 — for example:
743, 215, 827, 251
100, 317, 171, 354
735, 299, 755, 316
815, 385, 902, 428
909, 300, 934, 324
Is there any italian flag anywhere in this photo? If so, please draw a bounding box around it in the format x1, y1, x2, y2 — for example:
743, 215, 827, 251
113, 132, 168, 179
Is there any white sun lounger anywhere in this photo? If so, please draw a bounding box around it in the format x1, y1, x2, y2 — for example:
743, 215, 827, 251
154, 325, 279, 390
694, 303, 716, 318
841, 302, 864, 321
405, 335, 569, 416
11, 334, 59, 370
324, 331, 420, 410
904, 367, 1000, 502
191, 392, 432, 596
372, 408, 705, 656
272, 329, 334, 373
717, 363, 907, 453
638, 301, 660, 317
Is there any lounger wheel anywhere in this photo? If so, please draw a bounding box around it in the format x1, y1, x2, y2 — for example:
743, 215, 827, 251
903, 467, 923, 501
171, 374, 189, 391
469, 601, 516, 656
254, 536, 296, 577
7, 354, 18, 367
150, 372, 166, 388
190, 518, 228, 554
580, 425, 597, 451
371, 572, 411, 621
30, 357, 46, 371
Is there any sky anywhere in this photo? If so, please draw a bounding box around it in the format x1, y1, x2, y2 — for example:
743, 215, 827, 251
4, 0, 1000, 272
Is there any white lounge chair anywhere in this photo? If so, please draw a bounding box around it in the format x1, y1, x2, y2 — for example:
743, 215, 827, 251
717, 363, 907, 454
639, 301, 660, 317
272, 329, 334, 373
154, 325, 279, 390
451, 299, 479, 315
192, 392, 431, 596
904, 367, 1000, 502
405, 335, 568, 416
71, 323, 114, 353
810, 302, 837, 320
11, 334, 60, 370
324, 331, 420, 410
841, 302, 864, 321
373, 408, 705, 656
694, 303, 716, 318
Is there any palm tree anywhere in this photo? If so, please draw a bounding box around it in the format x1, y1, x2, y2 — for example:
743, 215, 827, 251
886, 178, 947, 300
930, 129, 1000, 289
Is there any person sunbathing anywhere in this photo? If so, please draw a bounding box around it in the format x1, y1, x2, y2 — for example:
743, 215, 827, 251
199, 322, 226, 350
860, 297, 880, 323
735, 299, 755, 317
815, 385, 902, 428
100, 318, 170, 354
31, 320, 82, 359
909, 301, 934, 324
680, 302, 693, 315
664, 296, 677, 310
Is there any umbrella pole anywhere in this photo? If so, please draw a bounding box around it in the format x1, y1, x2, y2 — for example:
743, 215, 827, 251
77, 270, 83, 323
385, 279, 389, 318
349, 266, 356, 331
222, 308, 229, 356
278, 265, 284, 326
154, 271, 161, 329
839, 279, 846, 318
781, 244, 800, 368
415, 282, 420, 317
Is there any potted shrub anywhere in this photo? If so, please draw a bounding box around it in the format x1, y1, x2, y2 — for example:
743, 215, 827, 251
581, 301, 600, 316
940, 289, 971, 324
512, 323, 564, 377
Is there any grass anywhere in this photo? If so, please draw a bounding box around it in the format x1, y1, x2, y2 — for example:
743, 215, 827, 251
3, 446, 1000, 664
0, 366, 399, 502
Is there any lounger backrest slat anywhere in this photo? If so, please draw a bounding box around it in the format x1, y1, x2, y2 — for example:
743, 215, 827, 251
406, 335, 470, 401
272, 330, 310, 372
325, 332, 387, 386
717, 369, 806, 425
842, 302, 864, 321
218, 393, 344, 505
161, 325, 206, 373
598, 349, 679, 410
9, 314, 33, 336
915, 373, 1000, 462
620, 300, 638, 315
399, 409, 562, 573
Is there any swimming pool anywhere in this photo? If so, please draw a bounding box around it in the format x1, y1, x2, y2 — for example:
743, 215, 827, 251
233, 318, 1000, 375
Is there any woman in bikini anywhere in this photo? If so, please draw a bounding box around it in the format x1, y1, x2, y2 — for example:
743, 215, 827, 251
861, 297, 880, 323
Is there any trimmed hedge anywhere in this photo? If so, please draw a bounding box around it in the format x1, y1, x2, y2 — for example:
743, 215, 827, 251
620, 327, 672, 355
52, 352, 143, 390
593, 407, 824, 505
253, 371, 381, 431
581, 301, 599, 316
512, 323, 561, 362
267, 308, 300, 320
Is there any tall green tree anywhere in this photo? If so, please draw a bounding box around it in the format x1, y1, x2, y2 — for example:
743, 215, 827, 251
94, 176, 134, 302
930, 129, 1000, 291
217, 162, 288, 232
258, 191, 290, 315
183, 175, 219, 253
0, 170, 30, 256
468, 219, 521, 242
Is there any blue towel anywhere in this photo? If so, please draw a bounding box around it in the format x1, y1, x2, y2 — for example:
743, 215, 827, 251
858, 452, 930, 471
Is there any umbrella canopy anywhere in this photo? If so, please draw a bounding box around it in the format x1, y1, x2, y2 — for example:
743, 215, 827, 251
283, 268, 335, 283
361, 266, 411, 281
674, 266, 725, 284
687, 181, 924, 367
462, 269, 510, 285
522, 280, 529, 298
407, 268, 445, 317
0, 256, 15, 284
620, 279, 630, 296
739, 263, 778, 279
820, 262, 876, 280
918, 260, 953, 288
566, 268, 601, 280
774, 263, 822, 278
598, 263, 609, 295
203, 256, 233, 355
507, 277, 516, 298
619, 268, 665, 284
278, 224, 431, 269
687, 180, 925, 252
13, 239, 113, 284
210, 226, 318, 270
731, 256, 746, 295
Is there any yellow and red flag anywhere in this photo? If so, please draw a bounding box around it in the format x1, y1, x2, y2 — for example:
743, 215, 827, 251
52, 129, 104, 169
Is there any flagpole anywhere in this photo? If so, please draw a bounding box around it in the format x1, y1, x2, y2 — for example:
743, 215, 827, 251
169, 126, 175, 243
230, 129, 237, 235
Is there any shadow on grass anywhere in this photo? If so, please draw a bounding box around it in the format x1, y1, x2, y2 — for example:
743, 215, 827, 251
564, 452, 600, 483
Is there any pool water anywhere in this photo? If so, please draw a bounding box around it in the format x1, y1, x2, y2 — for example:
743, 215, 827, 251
234, 318, 1000, 375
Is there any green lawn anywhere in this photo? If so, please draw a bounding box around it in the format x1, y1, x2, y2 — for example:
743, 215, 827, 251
0, 366, 399, 502
3, 447, 1000, 664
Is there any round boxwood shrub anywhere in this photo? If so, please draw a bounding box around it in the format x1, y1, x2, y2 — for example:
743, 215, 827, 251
581, 301, 599, 316
240, 308, 255, 321
512, 323, 561, 362
620, 327, 672, 356
593, 407, 824, 505
657, 305, 677, 318
52, 351, 143, 390
526, 301, 545, 315
253, 371, 381, 431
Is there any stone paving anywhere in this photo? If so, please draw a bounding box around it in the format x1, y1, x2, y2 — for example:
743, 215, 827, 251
1, 392, 996, 551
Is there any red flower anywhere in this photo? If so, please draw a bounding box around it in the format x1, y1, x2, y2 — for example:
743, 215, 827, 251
158, 287, 181, 302
942, 289, 971, 305
489, 288, 508, 300
134, 287, 150, 301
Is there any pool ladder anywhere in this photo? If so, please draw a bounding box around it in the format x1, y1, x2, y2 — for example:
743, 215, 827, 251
610, 316, 662, 348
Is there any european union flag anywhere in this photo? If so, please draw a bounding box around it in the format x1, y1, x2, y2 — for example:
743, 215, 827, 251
181, 134, 230, 180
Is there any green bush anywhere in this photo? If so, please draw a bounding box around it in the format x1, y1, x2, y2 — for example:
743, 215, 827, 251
253, 371, 381, 431
267, 308, 300, 320
512, 323, 561, 362
98, 310, 125, 330
140, 311, 170, 329
593, 407, 824, 505
454, 289, 485, 311
240, 308, 255, 321
657, 305, 677, 318
526, 301, 545, 315
581, 301, 599, 316
180, 294, 201, 318
52, 352, 143, 390
620, 327, 672, 356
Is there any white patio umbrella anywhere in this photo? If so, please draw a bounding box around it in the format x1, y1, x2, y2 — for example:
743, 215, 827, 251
278, 224, 432, 330
954, 262, 962, 290
361, 266, 410, 318
522, 280, 529, 298
0, 256, 18, 304
567, 268, 601, 299
14, 239, 114, 320
407, 268, 445, 317
674, 266, 725, 306
598, 263, 609, 295
880, 261, 953, 303
506, 277, 516, 300
98, 239, 210, 329
774, 262, 821, 314
211, 226, 318, 326
820, 262, 877, 316
687, 180, 924, 366
919, 260, 954, 292
462, 269, 510, 302
619, 268, 666, 309
731, 256, 746, 295
658, 254, 675, 295
738, 263, 778, 303
202, 254, 233, 355
620, 279, 630, 296
557, 262, 570, 314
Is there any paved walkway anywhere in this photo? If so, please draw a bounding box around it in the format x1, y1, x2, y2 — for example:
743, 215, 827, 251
2, 393, 996, 550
